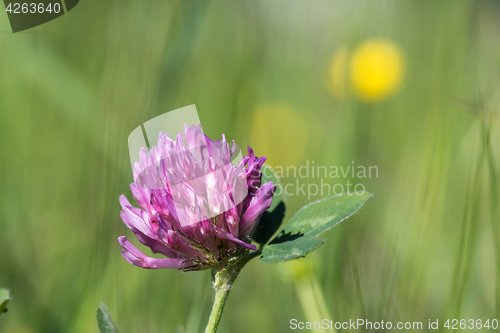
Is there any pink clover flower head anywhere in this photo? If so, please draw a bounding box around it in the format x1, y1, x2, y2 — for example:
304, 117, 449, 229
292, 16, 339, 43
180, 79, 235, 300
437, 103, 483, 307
118, 124, 276, 271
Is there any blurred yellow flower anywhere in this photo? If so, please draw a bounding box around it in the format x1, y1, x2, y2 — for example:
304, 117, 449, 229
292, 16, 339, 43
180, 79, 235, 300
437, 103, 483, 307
250, 104, 308, 167
349, 39, 405, 101
278, 259, 333, 333
328, 47, 349, 99
286, 258, 314, 281
329, 39, 405, 102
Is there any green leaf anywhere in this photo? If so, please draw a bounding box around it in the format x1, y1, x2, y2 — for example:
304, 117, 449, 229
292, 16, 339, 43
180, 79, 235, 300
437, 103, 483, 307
253, 165, 287, 245
281, 192, 372, 239
97, 303, 119, 333
260, 192, 371, 263
0, 289, 10, 318
261, 238, 324, 263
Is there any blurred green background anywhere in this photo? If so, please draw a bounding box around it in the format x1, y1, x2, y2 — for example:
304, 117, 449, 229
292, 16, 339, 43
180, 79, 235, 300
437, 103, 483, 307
1, 1, 500, 332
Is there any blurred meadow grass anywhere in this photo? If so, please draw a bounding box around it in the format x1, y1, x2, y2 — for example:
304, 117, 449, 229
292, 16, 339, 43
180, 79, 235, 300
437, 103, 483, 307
0, 1, 500, 332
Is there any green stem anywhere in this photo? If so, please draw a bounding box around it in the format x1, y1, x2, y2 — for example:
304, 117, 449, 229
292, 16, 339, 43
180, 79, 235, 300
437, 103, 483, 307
204, 284, 231, 333
204, 247, 263, 333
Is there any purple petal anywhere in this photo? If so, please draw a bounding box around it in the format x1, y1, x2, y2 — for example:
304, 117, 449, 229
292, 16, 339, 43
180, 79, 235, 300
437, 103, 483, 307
200, 220, 219, 257
119, 206, 156, 239
130, 227, 183, 259
224, 207, 240, 237
130, 184, 152, 212
119, 194, 131, 208
214, 229, 257, 251
239, 181, 276, 237
185, 124, 205, 149
118, 236, 187, 269
157, 228, 206, 260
